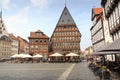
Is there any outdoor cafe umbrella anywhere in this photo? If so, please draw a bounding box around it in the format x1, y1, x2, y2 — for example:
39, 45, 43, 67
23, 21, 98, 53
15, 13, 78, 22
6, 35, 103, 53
66, 52, 79, 57
50, 52, 63, 57
17, 54, 32, 58
11, 54, 19, 58
33, 54, 43, 58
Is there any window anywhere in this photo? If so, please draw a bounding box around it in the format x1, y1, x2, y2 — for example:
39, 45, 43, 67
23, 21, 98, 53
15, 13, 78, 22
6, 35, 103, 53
1, 20, 2, 23
31, 46, 34, 48
2, 24, 4, 27
68, 19, 70, 22
36, 32, 42, 36
40, 40, 42, 42
44, 40, 46, 42
0, 31, 2, 34
3, 28, 5, 31
36, 40, 38, 42
35, 46, 38, 48
65, 12, 67, 15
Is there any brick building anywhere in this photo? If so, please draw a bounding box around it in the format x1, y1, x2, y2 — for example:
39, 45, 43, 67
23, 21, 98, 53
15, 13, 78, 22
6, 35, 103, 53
50, 6, 81, 55
28, 30, 49, 60
0, 11, 12, 59
17, 36, 29, 54
9, 33, 19, 55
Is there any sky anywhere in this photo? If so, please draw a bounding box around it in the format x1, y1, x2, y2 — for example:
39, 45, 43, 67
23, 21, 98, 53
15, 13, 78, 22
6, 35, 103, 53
0, 0, 101, 51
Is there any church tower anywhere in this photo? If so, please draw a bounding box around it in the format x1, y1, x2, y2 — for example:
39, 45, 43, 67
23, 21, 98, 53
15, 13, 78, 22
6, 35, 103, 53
50, 6, 81, 55
0, 10, 8, 37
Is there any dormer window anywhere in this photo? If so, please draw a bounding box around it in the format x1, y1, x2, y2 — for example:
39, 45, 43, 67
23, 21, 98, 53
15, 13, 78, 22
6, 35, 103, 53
36, 32, 42, 36
65, 12, 67, 15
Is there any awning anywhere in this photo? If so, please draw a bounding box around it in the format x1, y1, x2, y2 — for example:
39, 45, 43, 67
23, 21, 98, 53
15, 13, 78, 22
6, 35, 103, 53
92, 51, 120, 55
100, 38, 120, 51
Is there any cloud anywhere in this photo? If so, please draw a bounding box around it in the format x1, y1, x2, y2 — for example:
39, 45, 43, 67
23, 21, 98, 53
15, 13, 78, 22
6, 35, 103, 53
4, 6, 30, 38
30, 0, 52, 9
0, 0, 10, 9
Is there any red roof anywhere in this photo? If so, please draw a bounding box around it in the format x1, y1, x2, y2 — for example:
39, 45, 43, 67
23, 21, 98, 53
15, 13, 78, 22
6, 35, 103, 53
93, 8, 103, 15
91, 8, 103, 20
28, 29, 49, 39
9, 33, 18, 41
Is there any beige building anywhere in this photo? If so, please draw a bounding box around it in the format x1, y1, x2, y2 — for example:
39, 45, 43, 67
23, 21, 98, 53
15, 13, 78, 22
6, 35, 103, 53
9, 33, 19, 55
0, 36, 12, 59
0, 11, 12, 59
91, 8, 105, 51
101, 0, 120, 41
101, 0, 120, 61
84, 46, 93, 56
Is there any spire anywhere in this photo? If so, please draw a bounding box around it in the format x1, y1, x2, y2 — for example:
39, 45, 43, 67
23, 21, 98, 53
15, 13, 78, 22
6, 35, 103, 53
0, 9, 2, 18
65, 0, 66, 7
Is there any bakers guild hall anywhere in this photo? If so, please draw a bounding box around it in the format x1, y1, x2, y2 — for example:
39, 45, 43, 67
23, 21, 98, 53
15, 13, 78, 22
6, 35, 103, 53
50, 6, 81, 55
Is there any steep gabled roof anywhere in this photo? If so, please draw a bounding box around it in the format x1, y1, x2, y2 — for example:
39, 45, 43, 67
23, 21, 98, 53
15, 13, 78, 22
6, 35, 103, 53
57, 6, 76, 26
9, 33, 18, 41
91, 8, 103, 21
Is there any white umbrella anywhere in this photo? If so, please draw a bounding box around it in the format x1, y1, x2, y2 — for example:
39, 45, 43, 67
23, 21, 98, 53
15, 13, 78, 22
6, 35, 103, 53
25, 54, 32, 58
33, 54, 43, 58
17, 54, 32, 58
66, 53, 79, 57
17, 54, 26, 58
11, 54, 19, 58
50, 52, 63, 57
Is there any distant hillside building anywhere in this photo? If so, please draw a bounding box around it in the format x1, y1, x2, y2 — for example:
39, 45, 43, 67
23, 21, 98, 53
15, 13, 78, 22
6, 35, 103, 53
50, 6, 81, 55
0, 11, 12, 59
28, 30, 49, 59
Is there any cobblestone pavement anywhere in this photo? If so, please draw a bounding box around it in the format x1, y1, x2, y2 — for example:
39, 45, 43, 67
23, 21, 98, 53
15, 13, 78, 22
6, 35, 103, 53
66, 62, 97, 80
0, 62, 119, 80
0, 63, 71, 80
66, 61, 120, 80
